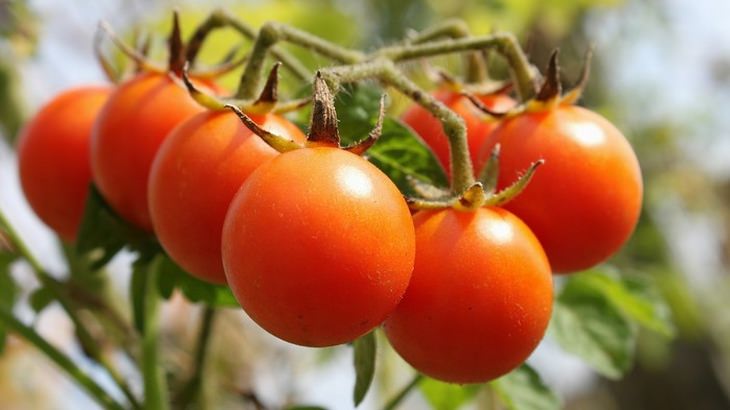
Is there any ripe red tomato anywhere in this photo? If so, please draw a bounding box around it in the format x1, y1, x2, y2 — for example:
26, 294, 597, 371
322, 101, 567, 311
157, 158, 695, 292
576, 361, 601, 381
384, 207, 552, 384
479, 105, 643, 273
401, 89, 514, 175
222, 147, 415, 347
17, 86, 112, 242
148, 111, 305, 284
91, 72, 218, 231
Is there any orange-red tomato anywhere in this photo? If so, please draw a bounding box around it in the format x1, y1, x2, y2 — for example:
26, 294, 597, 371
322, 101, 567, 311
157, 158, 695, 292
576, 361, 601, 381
148, 111, 305, 284
91, 72, 216, 231
222, 147, 415, 347
401, 89, 514, 175
384, 208, 552, 384
479, 105, 643, 273
17, 86, 112, 242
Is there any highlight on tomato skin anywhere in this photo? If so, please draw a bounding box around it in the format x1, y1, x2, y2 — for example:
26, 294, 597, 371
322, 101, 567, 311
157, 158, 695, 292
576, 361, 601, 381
384, 207, 553, 384
401, 88, 515, 176
148, 110, 306, 284
222, 146, 416, 347
17, 85, 112, 242
90, 71, 220, 232
478, 105, 643, 274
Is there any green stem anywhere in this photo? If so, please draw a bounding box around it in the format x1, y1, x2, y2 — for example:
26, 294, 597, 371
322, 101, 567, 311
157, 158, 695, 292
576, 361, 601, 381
187, 10, 310, 82
320, 59, 474, 193
0, 309, 126, 410
142, 256, 170, 410
406, 19, 487, 84
382, 373, 424, 410
175, 306, 216, 409
379, 33, 536, 101
237, 21, 364, 99
0, 209, 140, 408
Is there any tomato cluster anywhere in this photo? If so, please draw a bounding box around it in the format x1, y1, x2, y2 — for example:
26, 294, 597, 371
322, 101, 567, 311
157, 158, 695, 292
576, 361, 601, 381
15, 18, 642, 387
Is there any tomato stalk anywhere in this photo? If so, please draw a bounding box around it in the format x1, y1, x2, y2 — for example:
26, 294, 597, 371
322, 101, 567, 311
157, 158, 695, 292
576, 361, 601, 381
142, 256, 171, 410
382, 373, 424, 410
0, 310, 127, 410
174, 306, 217, 409
0, 209, 141, 408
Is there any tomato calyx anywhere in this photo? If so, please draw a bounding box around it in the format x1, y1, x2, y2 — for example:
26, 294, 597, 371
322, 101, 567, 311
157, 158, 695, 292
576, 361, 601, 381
95, 11, 245, 84
182, 61, 311, 115
227, 72, 386, 155
407, 144, 544, 212
465, 47, 594, 119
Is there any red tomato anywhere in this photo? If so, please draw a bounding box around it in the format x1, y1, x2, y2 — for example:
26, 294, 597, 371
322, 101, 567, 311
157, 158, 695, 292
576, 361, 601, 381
148, 111, 305, 284
91, 72, 217, 231
401, 89, 514, 175
222, 147, 415, 347
384, 207, 552, 383
17, 86, 112, 242
479, 105, 643, 273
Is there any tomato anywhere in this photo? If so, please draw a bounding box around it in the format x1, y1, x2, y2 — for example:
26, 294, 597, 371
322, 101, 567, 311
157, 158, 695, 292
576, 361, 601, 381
401, 89, 514, 175
148, 111, 305, 284
91, 72, 218, 231
222, 147, 415, 347
479, 105, 643, 273
17, 86, 112, 242
384, 207, 552, 383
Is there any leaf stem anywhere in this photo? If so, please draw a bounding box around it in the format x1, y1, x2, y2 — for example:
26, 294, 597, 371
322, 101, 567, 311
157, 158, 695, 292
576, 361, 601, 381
382, 373, 424, 410
236, 21, 364, 99
0, 309, 126, 410
142, 256, 170, 410
379, 33, 536, 101
175, 306, 216, 409
320, 60, 475, 194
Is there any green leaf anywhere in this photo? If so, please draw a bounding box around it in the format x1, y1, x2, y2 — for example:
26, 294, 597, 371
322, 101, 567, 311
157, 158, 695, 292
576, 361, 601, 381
130, 255, 152, 334
491, 365, 560, 410
367, 118, 448, 195
352, 331, 377, 406
551, 275, 637, 379
76, 185, 157, 271
334, 83, 384, 145
29, 286, 54, 313
419, 377, 481, 410
157, 255, 239, 308
565, 269, 675, 337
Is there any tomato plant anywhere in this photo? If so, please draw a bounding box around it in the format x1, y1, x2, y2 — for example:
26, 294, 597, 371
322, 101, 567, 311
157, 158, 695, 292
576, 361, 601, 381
402, 88, 514, 175
384, 207, 553, 383
149, 110, 305, 284
17, 86, 111, 242
222, 146, 415, 346
479, 104, 643, 273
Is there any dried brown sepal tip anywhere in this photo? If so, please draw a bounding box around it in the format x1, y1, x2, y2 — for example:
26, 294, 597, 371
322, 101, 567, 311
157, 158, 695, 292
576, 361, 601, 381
535, 49, 562, 103
307, 73, 341, 147
478, 143, 500, 194
561, 46, 594, 106
181, 64, 226, 110
225, 104, 303, 153
0, 229, 15, 254
253, 62, 281, 109
486, 159, 544, 207
462, 92, 508, 118
168, 10, 186, 76
345, 94, 386, 156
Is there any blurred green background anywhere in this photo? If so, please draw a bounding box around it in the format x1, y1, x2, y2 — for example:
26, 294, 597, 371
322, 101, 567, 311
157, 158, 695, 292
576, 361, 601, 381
1, 0, 729, 409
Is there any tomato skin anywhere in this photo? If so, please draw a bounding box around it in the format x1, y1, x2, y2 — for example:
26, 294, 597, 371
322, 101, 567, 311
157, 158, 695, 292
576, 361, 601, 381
479, 105, 643, 273
17, 86, 112, 242
91, 72, 215, 231
148, 111, 305, 284
401, 89, 514, 175
384, 208, 552, 384
222, 147, 415, 347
